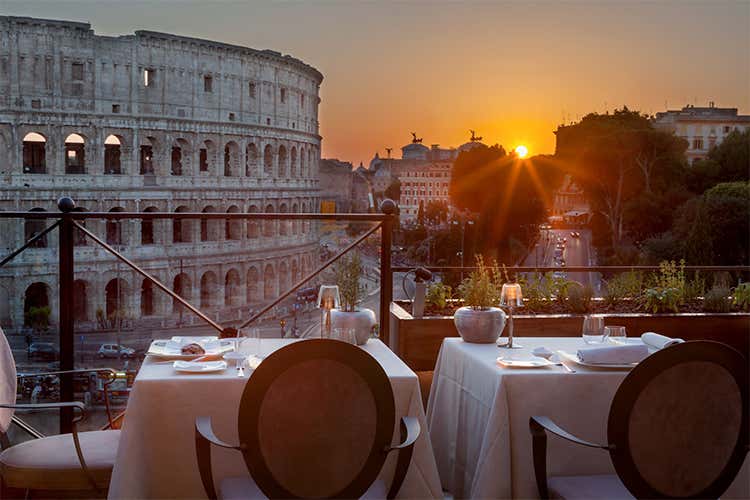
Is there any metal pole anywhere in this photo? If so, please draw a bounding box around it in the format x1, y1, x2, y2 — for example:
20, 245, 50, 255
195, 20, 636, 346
460, 220, 466, 282
379, 200, 395, 349
57, 197, 75, 433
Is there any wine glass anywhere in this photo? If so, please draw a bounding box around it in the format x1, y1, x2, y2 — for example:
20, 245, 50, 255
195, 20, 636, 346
241, 327, 261, 359
604, 325, 626, 343
582, 315, 606, 344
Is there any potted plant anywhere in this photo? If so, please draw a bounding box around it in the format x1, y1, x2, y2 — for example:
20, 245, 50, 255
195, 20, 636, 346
330, 253, 376, 345
454, 256, 507, 343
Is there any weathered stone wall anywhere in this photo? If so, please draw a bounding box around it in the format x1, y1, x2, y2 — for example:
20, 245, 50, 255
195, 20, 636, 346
0, 17, 323, 330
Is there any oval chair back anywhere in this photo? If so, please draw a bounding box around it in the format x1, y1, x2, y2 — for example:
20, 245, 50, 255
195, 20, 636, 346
238, 339, 396, 498
0, 327, 17, 443
607, 340, 748, 498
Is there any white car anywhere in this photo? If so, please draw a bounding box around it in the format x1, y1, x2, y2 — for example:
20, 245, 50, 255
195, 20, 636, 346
97, 344, 136, 359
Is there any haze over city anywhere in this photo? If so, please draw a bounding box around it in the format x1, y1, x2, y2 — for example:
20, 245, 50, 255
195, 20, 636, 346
4, 0, 749, 165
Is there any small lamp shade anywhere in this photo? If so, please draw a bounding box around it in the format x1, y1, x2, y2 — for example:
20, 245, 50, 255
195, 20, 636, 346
500, 283, 523, 308
317, 285, 341, 310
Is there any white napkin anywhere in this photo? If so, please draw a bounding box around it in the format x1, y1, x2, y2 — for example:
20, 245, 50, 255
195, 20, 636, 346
641, 332, 684, 350
577, 344, 649, 365
532, 346, 554, 359
0, 327, 17, 433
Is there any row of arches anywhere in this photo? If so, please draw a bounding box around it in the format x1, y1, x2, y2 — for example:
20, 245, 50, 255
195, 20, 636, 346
22, 256, 314, 324
19, 131, 319, 179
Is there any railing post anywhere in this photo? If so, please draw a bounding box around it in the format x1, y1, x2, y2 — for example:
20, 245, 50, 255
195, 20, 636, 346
379, 199, 396, 349
58, 197, 76, 433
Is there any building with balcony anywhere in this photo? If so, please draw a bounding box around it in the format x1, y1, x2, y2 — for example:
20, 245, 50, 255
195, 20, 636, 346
0, 16, 323, 331
653, 102, 750, 164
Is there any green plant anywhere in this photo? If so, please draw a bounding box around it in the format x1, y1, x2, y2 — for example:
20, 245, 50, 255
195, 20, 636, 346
519, 272, 555, 309
642, 287, 681, 313
334, 253, 366, 312
703, 287, 731, 313
603, 271, 643, 306
24, 306, 50, 331
426, 282, 452, 309
733, 282, 750, 311
458, 255, 502, 310
648, 260, 687, 303
567, 282, 594, 313
550, 275, 576, 304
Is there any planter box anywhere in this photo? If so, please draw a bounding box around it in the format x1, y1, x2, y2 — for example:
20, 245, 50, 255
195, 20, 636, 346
390, 301, 750, 372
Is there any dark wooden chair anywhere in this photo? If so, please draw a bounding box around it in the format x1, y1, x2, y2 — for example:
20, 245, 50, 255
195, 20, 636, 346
529, 340, 748, 499
0, 328, 121, 498
195, 338, 420, 499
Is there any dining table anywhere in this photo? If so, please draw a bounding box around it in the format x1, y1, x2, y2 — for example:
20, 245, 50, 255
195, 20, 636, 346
108, 338, 443, 499
426, 336, 749, 499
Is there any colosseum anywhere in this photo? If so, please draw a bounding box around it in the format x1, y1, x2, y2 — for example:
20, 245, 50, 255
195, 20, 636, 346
0, 16, 323, 332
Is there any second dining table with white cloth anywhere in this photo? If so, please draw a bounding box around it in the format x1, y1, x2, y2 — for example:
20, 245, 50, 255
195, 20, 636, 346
426, 337, 749, 499
108, 338, 443, 499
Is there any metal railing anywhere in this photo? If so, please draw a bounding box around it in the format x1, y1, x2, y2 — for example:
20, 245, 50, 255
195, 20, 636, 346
0, 197, 397, 431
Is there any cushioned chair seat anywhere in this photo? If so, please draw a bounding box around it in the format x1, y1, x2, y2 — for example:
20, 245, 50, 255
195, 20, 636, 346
0, 430, 120, 490
548, 474, 633, 500
219, 476, 387, 500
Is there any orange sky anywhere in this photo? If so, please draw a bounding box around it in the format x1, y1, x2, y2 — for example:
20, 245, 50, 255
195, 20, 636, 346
8, 1, 750, 166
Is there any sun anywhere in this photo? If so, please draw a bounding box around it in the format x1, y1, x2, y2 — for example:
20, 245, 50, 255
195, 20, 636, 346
515, 145, 529, 158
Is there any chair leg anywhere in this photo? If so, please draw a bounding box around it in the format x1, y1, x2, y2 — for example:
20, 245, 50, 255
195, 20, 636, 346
529, 417, 550, 500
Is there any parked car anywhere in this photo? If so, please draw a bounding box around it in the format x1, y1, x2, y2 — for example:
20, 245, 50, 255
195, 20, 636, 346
570, 231, 580, 238
97, 343, 137, 359
28, 342, 59, 361
296, 286, 319, 303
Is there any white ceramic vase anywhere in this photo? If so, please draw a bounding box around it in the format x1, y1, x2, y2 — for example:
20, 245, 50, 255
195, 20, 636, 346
330, 308, 377, 345
453, 306, 507, 343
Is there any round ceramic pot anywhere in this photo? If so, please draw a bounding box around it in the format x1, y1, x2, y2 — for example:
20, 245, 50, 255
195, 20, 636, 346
454, 306, 507, 344
330, 308, 377, 345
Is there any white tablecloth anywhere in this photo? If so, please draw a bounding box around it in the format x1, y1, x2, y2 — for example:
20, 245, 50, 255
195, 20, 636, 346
426, 337, 749, 499
109, 339, 442, 499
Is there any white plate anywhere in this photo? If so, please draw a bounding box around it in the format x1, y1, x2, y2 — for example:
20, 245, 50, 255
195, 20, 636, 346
173, 360, 228, 373
497, 357, 554, 368
147, 339, 235, 360
557, 350, 636, 369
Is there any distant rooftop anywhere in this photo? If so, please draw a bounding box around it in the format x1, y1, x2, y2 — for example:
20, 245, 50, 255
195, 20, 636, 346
654, 103, 750, 123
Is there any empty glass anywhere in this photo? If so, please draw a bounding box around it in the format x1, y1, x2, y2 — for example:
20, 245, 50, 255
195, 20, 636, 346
604, 325, 627, 342
240, 327, 261, 358
582, 315, 606, 344
332, 327, 356, 345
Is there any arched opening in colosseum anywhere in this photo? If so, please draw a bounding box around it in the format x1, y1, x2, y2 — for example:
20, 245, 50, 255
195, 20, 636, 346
278, 145, 287, 177
246, 143, 258, 177
201, 206, 220, 241
308, 149, 314, 176
292, 203, 299, 234
73, 206, 88, 246
263, 204, 275, 237
141, 279, 154, 317
200, 271, 218, 308
173, 206, 192, 243
25, 208, 48, 248
263, 264, 275, 300
73, 280, 88, 322
200, 140, 216, 174
224, 141, 240, 177
173, 273, 192, 314
139, 137, 155, 175
105, 278, 128, 319
224, 269, 241, 307
225, 205, 242, 240
292, 259, 300, 285
104, 135, 122, 175
300, 147, 306, 178
64, 133, 86, 174
301, 201, 309, 233
24, 282, 50, 327
246, 267, 259, 303
279, 203, 289, 236
141, 206, 158, 245
278, 261, 289, 295
263, 145, 273, 175
290, 147, 297, 177
106, 207, 125, 246
247, 204, 259, 239
22, 132, 47, 174
171, 138, 189, 176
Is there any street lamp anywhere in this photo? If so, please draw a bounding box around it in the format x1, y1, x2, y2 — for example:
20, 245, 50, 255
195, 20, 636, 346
452, 217, 474, 281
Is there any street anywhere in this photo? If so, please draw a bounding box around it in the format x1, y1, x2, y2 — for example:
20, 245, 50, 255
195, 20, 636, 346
524, 227, 601, 292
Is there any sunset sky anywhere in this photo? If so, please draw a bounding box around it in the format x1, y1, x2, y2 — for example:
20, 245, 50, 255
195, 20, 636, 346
6, 1, 749, 166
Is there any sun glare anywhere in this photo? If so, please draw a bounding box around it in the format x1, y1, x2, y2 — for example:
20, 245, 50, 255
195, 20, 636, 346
515, 145, 529, 158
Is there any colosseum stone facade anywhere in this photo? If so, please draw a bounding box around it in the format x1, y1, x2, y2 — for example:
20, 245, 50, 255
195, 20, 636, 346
0, 16, 323, 331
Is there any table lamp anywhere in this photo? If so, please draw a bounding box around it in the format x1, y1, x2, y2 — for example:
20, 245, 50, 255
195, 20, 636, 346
317, 285, 340, 338
498, 283, 523, 349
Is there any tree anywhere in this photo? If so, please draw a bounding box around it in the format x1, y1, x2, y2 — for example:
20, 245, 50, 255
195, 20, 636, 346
707, 129, 749, 183
384, 178, 401, 201
416, 200, 425, 226
425, 200, 448, 224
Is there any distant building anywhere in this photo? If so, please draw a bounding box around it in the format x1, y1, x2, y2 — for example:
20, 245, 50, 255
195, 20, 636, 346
351, 164, 374, 213
319, 159, 353, 212
653, 103, 750, 164
551, 174, 590, 225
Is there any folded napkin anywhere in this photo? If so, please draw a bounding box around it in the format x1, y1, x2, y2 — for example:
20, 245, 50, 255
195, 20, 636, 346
532, 346, 554, 359
641, 332, 684, 350
577, 344, 649, 365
